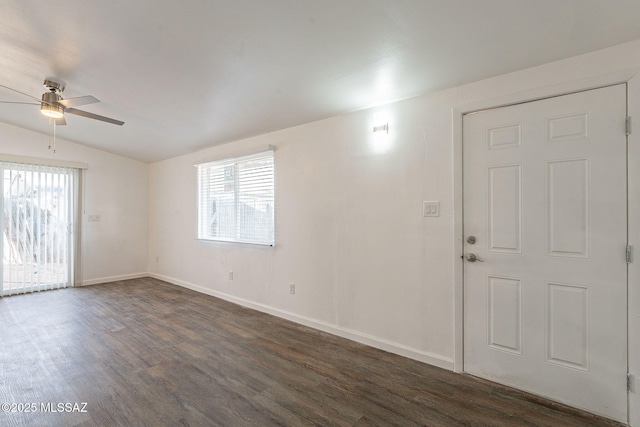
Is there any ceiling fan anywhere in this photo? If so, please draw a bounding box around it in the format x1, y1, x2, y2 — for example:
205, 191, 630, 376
0, 79, 124, 126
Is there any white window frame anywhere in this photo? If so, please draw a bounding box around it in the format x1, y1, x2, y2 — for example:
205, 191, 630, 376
196, 149, 275, 246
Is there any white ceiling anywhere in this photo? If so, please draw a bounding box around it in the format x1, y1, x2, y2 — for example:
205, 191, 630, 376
1, 0, 640, 163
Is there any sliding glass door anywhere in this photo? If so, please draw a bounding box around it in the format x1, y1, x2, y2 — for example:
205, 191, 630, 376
1, 162, 77, 296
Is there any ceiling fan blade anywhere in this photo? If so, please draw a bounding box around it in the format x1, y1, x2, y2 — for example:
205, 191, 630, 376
0, 84, 41, 103
65, 107, 124, 126
0, 101, 40, 105
55, 116, 67, 126
57, 95, 99, 108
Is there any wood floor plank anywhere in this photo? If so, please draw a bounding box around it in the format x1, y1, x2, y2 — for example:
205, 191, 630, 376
0, 278, 625, 426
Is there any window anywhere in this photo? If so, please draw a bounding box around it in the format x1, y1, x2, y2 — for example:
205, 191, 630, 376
197, 150, 275, 245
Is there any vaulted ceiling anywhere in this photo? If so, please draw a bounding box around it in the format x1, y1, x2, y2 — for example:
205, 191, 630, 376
2, 0, 640, 163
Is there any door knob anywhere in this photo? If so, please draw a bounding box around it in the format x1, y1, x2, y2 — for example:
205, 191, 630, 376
466, 253, 484, 262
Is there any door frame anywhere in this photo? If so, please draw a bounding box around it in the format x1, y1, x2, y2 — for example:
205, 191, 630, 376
0, 156, 83, 295
452, 68, 640, 425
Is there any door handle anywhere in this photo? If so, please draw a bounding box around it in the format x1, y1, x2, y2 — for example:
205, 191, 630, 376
466, 253, 484, 262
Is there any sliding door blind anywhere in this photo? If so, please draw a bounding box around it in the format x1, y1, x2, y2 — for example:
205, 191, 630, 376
197, 151, 274, 245
1, 162, 76, 295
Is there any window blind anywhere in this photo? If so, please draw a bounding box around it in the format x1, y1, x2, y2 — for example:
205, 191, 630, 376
1, 161, 77, 296
197, 151, 274, 245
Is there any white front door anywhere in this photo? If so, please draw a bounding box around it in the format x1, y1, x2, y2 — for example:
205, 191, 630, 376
463, 85, 628, 422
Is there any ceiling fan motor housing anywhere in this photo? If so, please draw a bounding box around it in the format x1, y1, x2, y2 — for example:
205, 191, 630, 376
40, 91, 64, 118
43, 79, 65, 93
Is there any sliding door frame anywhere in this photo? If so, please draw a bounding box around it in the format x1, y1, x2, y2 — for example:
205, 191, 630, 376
0, 156, 85, 296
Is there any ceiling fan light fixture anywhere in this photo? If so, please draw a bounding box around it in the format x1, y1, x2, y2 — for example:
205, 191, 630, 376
40, 91, 64, 119
40, 104, 64, 119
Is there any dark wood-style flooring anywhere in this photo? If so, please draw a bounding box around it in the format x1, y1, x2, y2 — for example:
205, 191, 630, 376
0, 278, 625, 426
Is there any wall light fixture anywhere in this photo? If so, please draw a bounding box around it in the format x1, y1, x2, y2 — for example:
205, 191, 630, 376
373, 122, 388, 134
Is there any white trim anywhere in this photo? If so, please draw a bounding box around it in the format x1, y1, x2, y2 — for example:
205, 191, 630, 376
193, 144, 276, 167
196, 237, 275, 247
0, 153, 88, 169
626, 71, 640, 427
81, 272, 149, 286
454, 68, 638, 116
150, 272, 454, 370
452, 103, 465, 373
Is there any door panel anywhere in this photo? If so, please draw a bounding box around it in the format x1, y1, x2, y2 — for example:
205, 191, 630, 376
1, 162, 76, 296
546, 158, 589, 257
487, 164, 521, 253
547, 282, 589, 370
463, 85, 627, 422
487, 275, 522, 354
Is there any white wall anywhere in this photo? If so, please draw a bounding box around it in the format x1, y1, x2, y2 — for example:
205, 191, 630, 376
149, 39, 640, 408
149, 97, 456, 367
0, 123, 149, 284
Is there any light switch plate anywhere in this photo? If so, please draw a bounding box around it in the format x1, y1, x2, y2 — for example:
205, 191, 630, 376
423, 201, 440, 217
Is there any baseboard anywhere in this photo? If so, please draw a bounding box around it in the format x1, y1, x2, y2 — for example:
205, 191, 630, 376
150, 272, 454, 371
81, 272, 149, 287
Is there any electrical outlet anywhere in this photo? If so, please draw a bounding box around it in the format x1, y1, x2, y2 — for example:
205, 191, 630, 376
289, 283, 295, 294
228, 271, 234, 280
